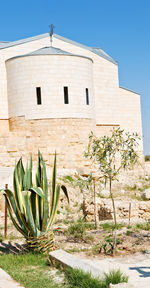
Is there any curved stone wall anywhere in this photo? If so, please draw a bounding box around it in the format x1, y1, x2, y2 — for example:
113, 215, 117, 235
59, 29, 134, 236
6, 54, 94, 120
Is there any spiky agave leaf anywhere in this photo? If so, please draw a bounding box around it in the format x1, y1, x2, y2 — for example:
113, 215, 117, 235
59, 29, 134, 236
4, 195, 28, 237
40, 154, 49, 231
3, 189, 29, 235
47, 184, 60, 231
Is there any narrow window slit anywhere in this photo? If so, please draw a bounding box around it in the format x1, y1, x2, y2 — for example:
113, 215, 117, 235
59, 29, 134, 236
86, 88, 89, 105
64, 87, 69, 104
36, 87, 42, 105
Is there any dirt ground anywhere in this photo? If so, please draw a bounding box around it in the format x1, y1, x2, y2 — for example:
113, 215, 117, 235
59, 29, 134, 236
1, 212, 150, 259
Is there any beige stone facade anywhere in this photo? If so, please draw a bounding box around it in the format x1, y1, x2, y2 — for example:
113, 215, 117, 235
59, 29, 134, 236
0, 33, 143, 168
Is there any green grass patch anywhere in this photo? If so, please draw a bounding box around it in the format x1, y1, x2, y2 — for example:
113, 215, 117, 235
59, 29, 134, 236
104, 269, 128, 286
135, 220, 150, 231
65, 268, 128, 288
65, 219, 96, 240
0, 252, 128, 288
0, 253, 65, 288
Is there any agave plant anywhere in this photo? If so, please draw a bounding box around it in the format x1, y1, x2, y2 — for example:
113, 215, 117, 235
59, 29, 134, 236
1, 152, 65, 253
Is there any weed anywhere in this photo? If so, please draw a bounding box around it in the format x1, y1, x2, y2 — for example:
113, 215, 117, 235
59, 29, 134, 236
126, 184, 137, 191
127, 225, 132, 229
126, 230, 133, 236
92, 244, 102, 255
138, 185, 150, 192
65, 219, 96, 241
63, 219, 74, 225
100, 234, 123, 255
84, 234, 94, 243
66, 206, 72, 214
73, 202, 78, 207
100, 222, 124, 232
65, 247, 88, 253
141, 249, 148, 254
67, 222, 85, 236
135, 220, 150, 231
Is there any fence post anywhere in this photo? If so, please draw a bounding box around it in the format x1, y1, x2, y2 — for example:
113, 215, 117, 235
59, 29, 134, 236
4, 184, 8, 238
129, 202, 131, 227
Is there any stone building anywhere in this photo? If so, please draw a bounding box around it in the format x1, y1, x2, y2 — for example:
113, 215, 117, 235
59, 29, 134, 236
0, 33, 143, 168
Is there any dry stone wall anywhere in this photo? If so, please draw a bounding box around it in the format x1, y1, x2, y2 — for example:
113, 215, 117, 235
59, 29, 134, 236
0, 116, 144, 171
0, 116, 110, 168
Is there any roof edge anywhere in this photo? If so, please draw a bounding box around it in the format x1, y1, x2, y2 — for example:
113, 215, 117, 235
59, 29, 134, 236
0, 33, 49, 50
120, 86, 140, 95
0, 32, 117, 65
6, 53, 93, 63
54, 34, 117, 65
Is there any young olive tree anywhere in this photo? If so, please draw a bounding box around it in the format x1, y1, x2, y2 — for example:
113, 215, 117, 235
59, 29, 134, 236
85, 127, 140, 252
61, 174, 93, 220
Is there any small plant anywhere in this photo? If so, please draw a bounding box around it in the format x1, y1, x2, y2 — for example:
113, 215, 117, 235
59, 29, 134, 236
126, 230, 133, 236
92, 244, 102, 255
104, 269, 128, 286
100, 234, 123, 255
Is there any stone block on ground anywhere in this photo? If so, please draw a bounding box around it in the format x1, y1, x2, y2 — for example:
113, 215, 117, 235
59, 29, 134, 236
0, 268, 24, 288
142, 189, 150, 200
109, 283, 134, 288
49, 249, 103, 278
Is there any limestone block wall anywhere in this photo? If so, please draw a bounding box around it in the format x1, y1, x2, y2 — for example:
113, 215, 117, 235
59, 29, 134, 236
0, 117, 96, 168
119, 87, 143, 151
6, 54, 94, 120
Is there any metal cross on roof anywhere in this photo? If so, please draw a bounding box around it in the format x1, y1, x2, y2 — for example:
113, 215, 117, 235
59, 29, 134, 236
49, 24, 55, 46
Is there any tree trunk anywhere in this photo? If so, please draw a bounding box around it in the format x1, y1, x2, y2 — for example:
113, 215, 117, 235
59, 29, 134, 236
81, 189, 86, 219
93, 180, 97, 229
109, 178, 117, 254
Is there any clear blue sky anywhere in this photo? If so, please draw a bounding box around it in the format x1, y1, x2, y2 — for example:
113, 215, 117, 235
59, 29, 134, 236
0, 0, 150, 154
